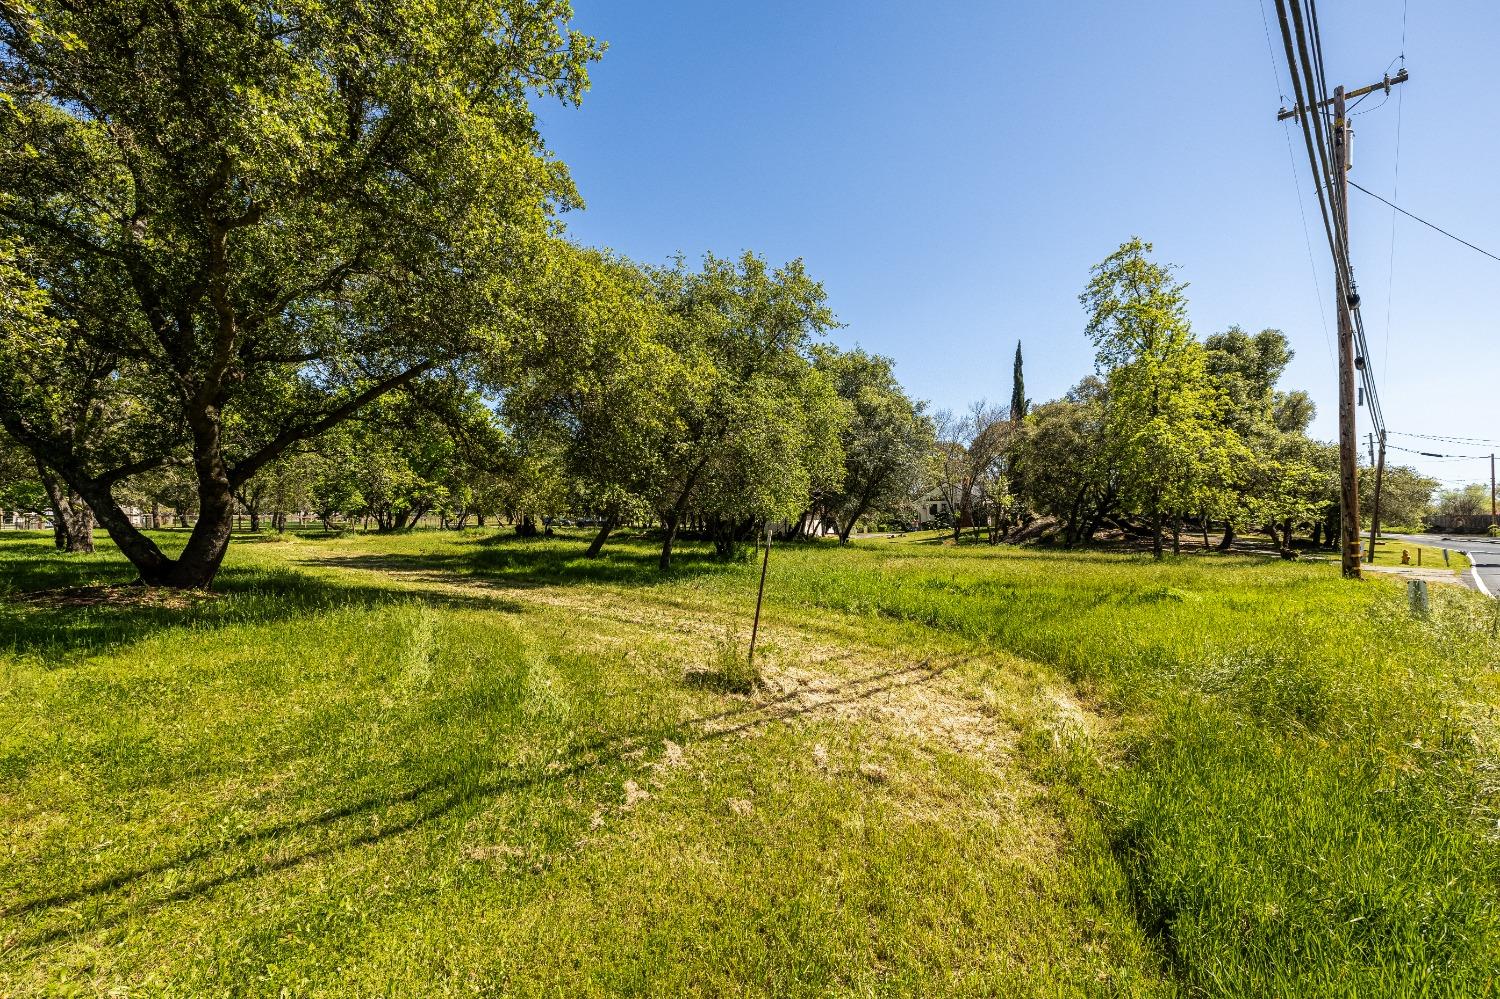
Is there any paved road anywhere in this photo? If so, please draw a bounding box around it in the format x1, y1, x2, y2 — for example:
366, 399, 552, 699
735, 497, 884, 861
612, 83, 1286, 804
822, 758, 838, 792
1389, 533, 1500, 597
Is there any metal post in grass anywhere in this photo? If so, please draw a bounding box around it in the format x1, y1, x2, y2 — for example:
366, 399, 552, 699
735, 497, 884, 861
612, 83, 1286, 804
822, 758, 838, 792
1408, 579, 1430, 618
748, 520, 772, 670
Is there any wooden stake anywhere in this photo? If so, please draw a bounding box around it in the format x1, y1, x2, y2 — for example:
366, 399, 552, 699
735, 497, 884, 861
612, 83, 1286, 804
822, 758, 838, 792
748, 521, 772, 670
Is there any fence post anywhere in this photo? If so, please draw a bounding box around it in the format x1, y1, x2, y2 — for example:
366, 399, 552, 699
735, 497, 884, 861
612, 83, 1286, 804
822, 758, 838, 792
1407, 579, 1430, 618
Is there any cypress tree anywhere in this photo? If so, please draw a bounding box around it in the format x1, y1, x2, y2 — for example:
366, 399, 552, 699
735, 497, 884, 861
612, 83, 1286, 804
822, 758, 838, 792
1010, 341, 1028, 421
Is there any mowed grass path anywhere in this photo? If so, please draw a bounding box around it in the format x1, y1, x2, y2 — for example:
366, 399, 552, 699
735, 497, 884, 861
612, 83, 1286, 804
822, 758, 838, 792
1, 529, 1496, 997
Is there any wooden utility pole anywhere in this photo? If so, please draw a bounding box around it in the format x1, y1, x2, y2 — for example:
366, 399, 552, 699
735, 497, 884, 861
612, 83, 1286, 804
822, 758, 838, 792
1491, 453, 1497, 529
1368, 430, 1386, 563
1332, 86, 1363, 578
1278, 69, 1408, 579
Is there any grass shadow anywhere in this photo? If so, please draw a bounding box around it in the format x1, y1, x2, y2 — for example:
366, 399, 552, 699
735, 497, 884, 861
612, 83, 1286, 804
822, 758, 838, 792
1, 659, 947, 956
0, 558, 526, 663
305, 535, 738, 591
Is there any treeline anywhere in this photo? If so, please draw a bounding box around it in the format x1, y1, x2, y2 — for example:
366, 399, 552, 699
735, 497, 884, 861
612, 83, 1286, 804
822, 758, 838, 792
952, 239, 1440, 556
0, 4, 922, 586
0, 4, 1444, 588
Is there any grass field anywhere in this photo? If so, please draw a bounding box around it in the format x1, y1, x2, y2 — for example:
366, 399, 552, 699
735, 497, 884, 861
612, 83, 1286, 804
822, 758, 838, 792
2, 528, 1497, 997
1367, 539, 1471, 572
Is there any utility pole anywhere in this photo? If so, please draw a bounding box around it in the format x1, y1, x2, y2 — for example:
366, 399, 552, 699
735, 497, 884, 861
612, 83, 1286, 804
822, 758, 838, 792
1492, 453, 1497, 529
1332, 87, 1363, 578
1278, 69, 1407, 579
1368, 430, 1386, 563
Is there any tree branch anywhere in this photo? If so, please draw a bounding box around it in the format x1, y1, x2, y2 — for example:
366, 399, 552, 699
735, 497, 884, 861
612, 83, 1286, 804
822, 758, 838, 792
228, 361, 435, 486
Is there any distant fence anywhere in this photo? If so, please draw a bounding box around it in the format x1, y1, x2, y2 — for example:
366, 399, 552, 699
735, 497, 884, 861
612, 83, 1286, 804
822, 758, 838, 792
1425, 514, 1499, 533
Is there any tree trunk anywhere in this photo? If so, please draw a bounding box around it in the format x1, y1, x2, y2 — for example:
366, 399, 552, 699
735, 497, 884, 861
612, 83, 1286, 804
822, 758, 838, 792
659, 512, 680, 571
1218, 522, 1236, 552
38, 462, 95, 553
516, 513, 538, 537
156, 408, 238, 587
658, 459, 707, 571
475, 511, 486, 527
1065, 489, 1087, 547
1200, 513, 1210, 549
1150, 491, 1164, 560
586, 511, 618, 558
838, 494, 873, 546
1280, 518, 1295, 556
71, 406, 240, 588
1083, 485, 1117, 544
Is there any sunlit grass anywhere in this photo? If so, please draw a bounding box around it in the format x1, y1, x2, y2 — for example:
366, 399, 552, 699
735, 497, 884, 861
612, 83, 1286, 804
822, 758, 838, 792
1367, 538, 1471, 571
1, 527, 1495, 996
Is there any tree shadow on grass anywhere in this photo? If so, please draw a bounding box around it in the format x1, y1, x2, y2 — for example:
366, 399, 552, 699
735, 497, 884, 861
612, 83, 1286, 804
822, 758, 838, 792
0, 561, 527, 663
304, 536, 739, 591
1, 660, 946, 956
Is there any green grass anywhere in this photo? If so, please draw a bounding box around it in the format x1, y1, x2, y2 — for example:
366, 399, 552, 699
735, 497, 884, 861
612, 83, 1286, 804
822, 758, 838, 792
1367, 539, 1471, 572
1, 528, 1496, 996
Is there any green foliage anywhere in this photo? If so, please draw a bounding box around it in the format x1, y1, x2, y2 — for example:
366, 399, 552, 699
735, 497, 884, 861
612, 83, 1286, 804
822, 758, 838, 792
1359, 464, 1438, 529
1203, 327, 1331, 540
1081, 239, 1239, 549
1010, 341, 1028, 422
0, 0, 601, 583
1437, 483, 1491, 519
646, 252, 845, 563
812, 345, 934, 540
1012, 377, 1116, 544
0, 432, 44, 516
502, 245, 681, 537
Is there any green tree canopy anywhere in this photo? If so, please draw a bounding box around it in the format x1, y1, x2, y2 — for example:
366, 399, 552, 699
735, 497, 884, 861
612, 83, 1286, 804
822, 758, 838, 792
0, 1, 600, 585
813, 345, 933, 544
1082, 238, 1238, 557
647, 252, 843, 568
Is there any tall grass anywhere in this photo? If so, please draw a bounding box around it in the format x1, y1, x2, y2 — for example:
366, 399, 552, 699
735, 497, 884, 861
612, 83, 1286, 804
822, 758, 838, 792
1, 528, 1494, 995
752, 542, 1500, 996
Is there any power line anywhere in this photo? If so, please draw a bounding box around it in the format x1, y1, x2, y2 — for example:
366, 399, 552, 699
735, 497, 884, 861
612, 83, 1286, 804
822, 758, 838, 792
1387, 443, 1492, 460
1260, 0, 1335, 365
1348, 181, 1500, 265
1274, 0, 1393, 438
1381, 7, 1406, 396
1391, 430, 1500, 447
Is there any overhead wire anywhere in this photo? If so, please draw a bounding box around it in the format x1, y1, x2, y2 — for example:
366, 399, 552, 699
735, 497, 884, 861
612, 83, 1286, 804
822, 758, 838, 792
1381, 20, 1405, 395
1392, 430, 1500, 448
1273, 0, 1404, 447
1279, 0, 1392, 439
1349, 181, 1500, 265
1387, 443, 1491, 460
1259, 0, 1336, 365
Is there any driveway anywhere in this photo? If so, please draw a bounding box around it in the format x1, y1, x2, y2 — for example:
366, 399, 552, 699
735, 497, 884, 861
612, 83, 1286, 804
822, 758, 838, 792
1388, 532, 1500, 598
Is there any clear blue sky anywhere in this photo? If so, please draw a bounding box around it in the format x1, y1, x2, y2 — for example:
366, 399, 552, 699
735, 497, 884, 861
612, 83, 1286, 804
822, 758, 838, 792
538, 1, 1499, 490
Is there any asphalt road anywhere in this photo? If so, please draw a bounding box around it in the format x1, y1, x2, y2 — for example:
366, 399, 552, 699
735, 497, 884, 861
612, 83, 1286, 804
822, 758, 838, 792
1389, 532, 1500, 598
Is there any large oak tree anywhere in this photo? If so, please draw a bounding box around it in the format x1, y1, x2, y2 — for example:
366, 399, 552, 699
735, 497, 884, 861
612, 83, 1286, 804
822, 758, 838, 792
0, 1, 599, 586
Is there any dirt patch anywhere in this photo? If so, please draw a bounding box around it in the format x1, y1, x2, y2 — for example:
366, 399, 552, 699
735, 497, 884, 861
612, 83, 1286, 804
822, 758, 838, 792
296, 550, 1065, 782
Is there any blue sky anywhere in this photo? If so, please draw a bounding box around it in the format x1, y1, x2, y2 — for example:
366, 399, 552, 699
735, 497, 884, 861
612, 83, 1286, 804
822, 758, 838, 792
538, 1, 1498, 490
